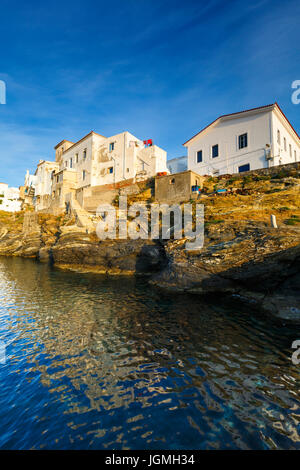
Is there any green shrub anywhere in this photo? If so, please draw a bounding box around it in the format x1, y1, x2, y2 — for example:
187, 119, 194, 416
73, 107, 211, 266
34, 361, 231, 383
285, 216, 300, 225
243, 175, 252, 184
253, 174, 270, 181
205, 219, 224, 225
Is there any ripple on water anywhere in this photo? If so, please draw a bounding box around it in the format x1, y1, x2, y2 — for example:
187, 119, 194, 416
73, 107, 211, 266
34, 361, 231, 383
0, 257, 299, 449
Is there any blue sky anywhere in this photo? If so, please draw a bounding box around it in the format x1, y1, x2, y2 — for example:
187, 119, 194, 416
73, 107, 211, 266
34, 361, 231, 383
0, 0, 299, 186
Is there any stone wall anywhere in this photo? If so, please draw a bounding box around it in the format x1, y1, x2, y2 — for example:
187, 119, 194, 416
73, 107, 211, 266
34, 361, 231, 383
155, 170, 204, 203
237, 161, 300, 178
22, 212, 40, 235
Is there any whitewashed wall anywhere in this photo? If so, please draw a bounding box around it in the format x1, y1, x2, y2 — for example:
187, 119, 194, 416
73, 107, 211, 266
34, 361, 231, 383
60, 134, 97, 190
35, 162, 58, 197
272, 111, 300, 167
56, 131, 167, 189
187, 110, 273, 175
0, 186, 21, 212
167, 156, 187, 174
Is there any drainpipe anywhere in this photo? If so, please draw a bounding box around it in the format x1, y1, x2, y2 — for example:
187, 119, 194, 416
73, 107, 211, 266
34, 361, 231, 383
123, 132, 126, 179
269, 112, 273, 168
111, 156, 116, 185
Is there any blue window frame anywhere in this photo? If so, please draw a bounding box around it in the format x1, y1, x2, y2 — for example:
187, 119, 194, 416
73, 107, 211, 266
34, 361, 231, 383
109, 142, 115, 152
238, 133, 248, 149
238, 163, 250, 173
197, 150, 202, 163
108, 167, 113, 174
212, 144, 218, 158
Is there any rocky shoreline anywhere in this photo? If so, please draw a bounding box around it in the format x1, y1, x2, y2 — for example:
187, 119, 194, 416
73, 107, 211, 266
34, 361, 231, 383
0, 212, 299, 323
1, 164, 300, 321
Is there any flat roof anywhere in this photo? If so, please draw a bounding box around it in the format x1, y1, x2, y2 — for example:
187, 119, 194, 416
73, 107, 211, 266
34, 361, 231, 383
156, 169, 203, 179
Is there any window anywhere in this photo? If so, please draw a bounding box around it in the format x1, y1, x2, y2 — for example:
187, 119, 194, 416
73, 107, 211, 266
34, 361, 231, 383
82, 170, 86, 181
277, 130, 281, 145
109, 142, 115, 152
289, 144, 292, 157
65, 161, 68, 168
170, 178, 175, 184
197, 150, 202, 163
70, 158, 72, 168
238, 133, 248, 149
83, 149, 87, 160
108, 167, 113, 174
76, 153, 79, 163
127, 168, 129, 173
238, 163, 250, 173
295, 150, 297, 160
284, 137, 287, 151
212, 144, 219, 158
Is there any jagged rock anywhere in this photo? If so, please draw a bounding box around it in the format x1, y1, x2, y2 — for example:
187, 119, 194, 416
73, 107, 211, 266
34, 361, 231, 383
150, 222, 300, 321
51, 233, 166, 275
0, 208, 299, 321
38, 246, 52, 263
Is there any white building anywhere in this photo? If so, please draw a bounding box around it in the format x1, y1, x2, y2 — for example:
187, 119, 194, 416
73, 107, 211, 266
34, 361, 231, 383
184, 103, 300, 176
24, 170, 36, 190
167, 156, 187, 174
19, 170, 37, 209
0, 183, 8, 197
34, 160, 59, 211
54, 131, 167, 188
50, 131, 168, 210
0, 183, 21, 212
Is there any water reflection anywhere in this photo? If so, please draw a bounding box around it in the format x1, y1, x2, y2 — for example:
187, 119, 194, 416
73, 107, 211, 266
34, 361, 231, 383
0, 257, 299, 449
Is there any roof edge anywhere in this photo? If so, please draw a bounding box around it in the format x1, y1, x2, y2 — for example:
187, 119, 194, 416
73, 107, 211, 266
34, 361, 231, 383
183, 103, 276, 146
61, 131, 106, 154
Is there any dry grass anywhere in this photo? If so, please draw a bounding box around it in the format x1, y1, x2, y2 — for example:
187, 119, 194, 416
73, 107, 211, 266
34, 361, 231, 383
202, 189, 299, 227
0, 210, 24, 233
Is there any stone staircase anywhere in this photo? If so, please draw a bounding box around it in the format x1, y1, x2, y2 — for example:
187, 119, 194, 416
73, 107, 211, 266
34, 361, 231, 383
67, 195, 95, 232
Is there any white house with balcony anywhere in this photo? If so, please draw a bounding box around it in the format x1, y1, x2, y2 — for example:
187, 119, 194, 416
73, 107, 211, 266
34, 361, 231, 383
184, 103, 300, 176
51, 130, 168, 211
54, 131, 167, 187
